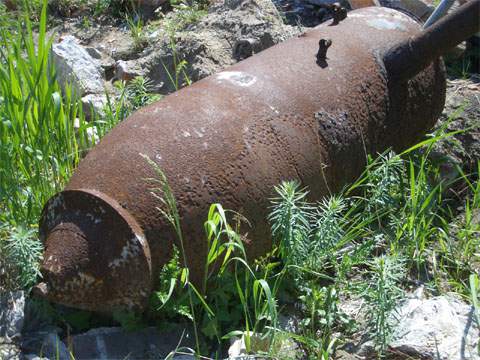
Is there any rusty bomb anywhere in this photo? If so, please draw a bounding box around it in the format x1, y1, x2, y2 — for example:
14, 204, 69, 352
35, 1, 480, 312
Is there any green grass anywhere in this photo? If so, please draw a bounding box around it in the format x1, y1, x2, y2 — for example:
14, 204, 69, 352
126, 14, 149, 51
0, 0, 124, 292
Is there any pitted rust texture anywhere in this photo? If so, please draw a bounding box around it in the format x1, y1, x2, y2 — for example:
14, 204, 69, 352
37, 6, 460, 311
38, 190, 152, 311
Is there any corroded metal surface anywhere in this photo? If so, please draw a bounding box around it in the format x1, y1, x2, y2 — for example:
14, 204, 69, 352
38, 190, 152, 311
37, 6, 456, 312
385, 0, 480, 81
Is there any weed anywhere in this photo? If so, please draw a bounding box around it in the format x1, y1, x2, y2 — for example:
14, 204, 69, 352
469, 273, 480, 355
126, 14, 148, 50
163, 1, 207, 33
269, 181, 312, 266
297, 285, 351, 358
0, 225, 42, 291
142, 154, 202, 354
0, 0, 121, 291
436, 163, 480, 294
145, 156, 279, 356
161, 36, 192, 92
125, 76, 162, 109
360, 255, 405, 357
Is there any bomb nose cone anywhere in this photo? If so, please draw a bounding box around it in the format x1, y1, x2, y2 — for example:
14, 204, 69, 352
38, 190, 152, 312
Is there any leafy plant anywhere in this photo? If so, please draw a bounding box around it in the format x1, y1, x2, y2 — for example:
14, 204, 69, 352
296, 285, 351, 358
126, 13, 148, 50
469, 273, 480, 355
0, 0, 122, 291
142, 154, 202, 354
162, 1, 207, 33
0, 225, 42, 291
360, 255, 405, 357
144, 156, 280, 356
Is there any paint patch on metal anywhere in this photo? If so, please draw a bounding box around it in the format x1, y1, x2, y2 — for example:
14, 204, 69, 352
216, 71, 257, 87
349, 7, 417, 25
367, 18, 407, 31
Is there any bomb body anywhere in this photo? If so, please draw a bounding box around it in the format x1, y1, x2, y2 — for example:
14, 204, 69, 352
38, 7, 456, 312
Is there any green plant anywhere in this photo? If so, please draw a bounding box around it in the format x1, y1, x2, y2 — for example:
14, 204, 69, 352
80, 16, 91, 29
161, 37, 192, 92
0, 0, 121, 291
126, 13, 148, 50
296, 285, 351, 358
361, 255, 405, 357
93, 0, 115, 16
0, 225, 42, 291
145, 155, 280, 356
125, 76, 162, 109
469, 273, 480, 355
142, 154, 202, 354
269, 181, 312, 266
436, 162, 480, 294
163, 1, 207, 33
150, 246, 193, 323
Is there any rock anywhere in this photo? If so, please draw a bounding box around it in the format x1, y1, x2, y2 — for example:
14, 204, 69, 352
121, 0, 299, 94
22, 355, 46, 360
0, 291, 25, 340
70, 326, 193, 359
81, 94, 108, 121
0, 340, 20, 360
115, 60, 145, 82
85, 47, 102, 60
380, 0, 434, 22
228, 332, 270, 357
73, 118, 99, 144
433, 77, 480, 176
0, 0, 16, 10
135, 0, 167, 18
21, 331, 70, 360
51, 36, 105, 97
86, 46, 116, 80
389, 294, 480, 360
227, 331, 301, 359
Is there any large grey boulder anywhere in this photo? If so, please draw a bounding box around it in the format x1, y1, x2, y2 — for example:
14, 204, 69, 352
51, 36, 105, 97
0, 291, 25, 340
116, 0, 299, 94
390, 294, 480, 359
70, 326, 193, 359
21, 330, 70, 360
0, 340, 20, 360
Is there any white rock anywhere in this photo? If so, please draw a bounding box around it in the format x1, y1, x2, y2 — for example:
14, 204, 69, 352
390, 294, 480, 360
0, 341, 21, 360
23, 355, 47, 360
85, 47, 102, 60
51, 36, 104, 96
228, 332, 270, 358
81, 93, 108, 121
278, 314, 300, 333
73, 118, 99, 144
115, 60, 145, 82
0, 291, 25, 340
